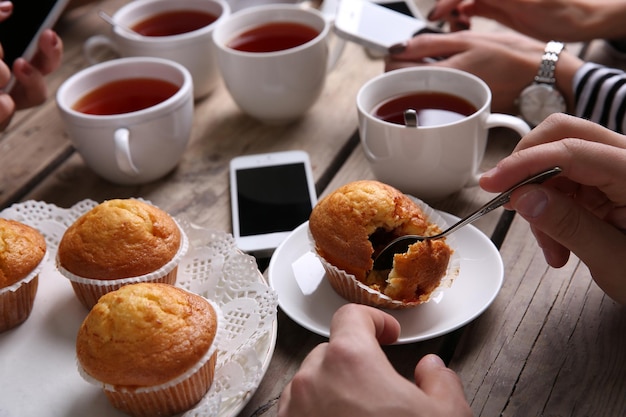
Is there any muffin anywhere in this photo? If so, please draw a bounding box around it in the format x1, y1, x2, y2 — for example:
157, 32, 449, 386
309, 180, 453, 308
0, 218, 47, 332
57, 199, 188, 309
76, 283, 220, 417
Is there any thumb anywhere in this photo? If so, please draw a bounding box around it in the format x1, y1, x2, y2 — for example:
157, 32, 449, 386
414, 355, 468, 407
511, 185, 626, 302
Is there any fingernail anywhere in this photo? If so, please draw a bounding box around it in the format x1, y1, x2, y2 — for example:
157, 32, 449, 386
388, 42, 407, 55
482, 166, 498, 179
425, 354, 445, 367
0, 1, 12, 12
514, 188, 548, 219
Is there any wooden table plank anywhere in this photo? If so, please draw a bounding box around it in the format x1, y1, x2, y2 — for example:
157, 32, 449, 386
451, 214, 626, 417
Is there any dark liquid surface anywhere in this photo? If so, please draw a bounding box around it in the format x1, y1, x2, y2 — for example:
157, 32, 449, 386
227, 22, 319, 53
72, 78, 179, 115
132, 10, 218, 36
374, 91, 478, 126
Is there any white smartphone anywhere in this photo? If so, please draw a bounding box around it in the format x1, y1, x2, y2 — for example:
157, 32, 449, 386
334, 0, 437, 55
230, 150, 317, 257
0, 0, 71, 93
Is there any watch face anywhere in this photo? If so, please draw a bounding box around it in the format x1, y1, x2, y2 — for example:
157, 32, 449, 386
519, 84, 566, 126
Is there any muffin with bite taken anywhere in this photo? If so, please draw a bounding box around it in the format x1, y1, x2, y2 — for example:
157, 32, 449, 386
309, 180, 454, 309
57, 198, 188, 309
76, 282, 220, 417
0, 218, 47, 332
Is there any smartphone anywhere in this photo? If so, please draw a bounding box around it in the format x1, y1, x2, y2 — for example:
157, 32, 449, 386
334, 0, 435, 55
230, 150, 317, 257
0, 0, 70, 92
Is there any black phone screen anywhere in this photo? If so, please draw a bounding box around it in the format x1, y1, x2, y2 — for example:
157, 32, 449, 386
236, 163, 313, 236
377, 1, 414, 17
0, 0, 64, 66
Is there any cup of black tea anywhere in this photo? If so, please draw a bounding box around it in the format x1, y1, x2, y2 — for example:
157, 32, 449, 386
357, 67, 531, 201
56, 57, 194, 185
84, 0, 230, 99
212, 4, 345, 124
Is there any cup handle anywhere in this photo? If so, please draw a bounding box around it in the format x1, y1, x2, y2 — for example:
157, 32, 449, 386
467, 113, 531, 186
83, 35, 120, 65
114, 128, 140, 176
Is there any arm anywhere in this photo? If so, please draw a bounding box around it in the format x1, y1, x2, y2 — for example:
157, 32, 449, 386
428, 0, 626, 43
480, 113, 626, 305
278, 304, 472, 417
0, 3, 63, 131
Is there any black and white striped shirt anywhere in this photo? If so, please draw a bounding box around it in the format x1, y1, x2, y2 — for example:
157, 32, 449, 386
574, 62, 626, 133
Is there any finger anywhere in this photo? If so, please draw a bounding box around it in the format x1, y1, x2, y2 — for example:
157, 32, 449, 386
278, 343, 328, 416
510, 184, 626, 302
0, 1, 13, 22
414, 354, 470, 412
480, 138, 626, 205
31, 29, 63, 75
0, 93, 15, 130
11, 58, 48, 109
329, 303, 400, 346
530, 224, 571, 268
428, 0, 464, 21
515, 114, 626, 152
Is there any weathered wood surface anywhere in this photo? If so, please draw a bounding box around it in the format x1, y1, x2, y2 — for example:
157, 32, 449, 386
1, 1, 624, 416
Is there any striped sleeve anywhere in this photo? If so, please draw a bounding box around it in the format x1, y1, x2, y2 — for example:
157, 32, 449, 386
573, 62, 626, 133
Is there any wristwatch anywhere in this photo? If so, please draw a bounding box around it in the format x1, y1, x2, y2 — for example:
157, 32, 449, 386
518, 41, 567, 126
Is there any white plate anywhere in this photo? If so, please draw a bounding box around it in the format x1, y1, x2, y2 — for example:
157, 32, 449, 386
0, 200, 278, 417
268, 212, 503, 344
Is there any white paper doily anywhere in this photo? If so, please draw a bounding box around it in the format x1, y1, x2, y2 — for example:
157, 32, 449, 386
0, 199, 278, 417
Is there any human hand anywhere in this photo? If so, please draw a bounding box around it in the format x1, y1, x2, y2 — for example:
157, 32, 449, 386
480, 113, 626, 304
0, 2, 63, 131
385, 31, 583, 115
427, 0, 626, 42
278, 304, 472, 417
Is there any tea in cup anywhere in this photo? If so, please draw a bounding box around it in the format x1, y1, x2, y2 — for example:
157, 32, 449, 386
84, 0, 230, 99
56, 57, 194, 185
357, 67, 531, 201
212, 4, 344, 124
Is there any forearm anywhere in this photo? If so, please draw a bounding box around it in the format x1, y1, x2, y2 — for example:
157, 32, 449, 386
573, 62, 626, 133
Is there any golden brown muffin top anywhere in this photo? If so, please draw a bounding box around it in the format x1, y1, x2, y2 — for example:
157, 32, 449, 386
0, 218, 47, 288
76, 283, 218, 387
309, 180, 431, 281
58, 199, 181, 280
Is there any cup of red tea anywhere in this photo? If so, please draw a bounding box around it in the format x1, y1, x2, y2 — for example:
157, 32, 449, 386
357, 67, 531, 201
212, 4, 344, 124
83, 0, 230, 99
56, 57, 194, 185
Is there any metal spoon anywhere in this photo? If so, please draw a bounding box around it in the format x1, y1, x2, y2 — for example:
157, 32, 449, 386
98, 10, 138, 36
372, 166, 562, 271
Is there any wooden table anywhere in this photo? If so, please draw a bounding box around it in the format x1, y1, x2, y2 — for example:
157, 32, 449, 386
1, 1, 624, 416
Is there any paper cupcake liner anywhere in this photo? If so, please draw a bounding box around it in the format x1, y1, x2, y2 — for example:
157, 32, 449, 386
313, 198, 461, 310
0, 251, 48, 332
78, 298, 223, 417
57, 221, 189, 309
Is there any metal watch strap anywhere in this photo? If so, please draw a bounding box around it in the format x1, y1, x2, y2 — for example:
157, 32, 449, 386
534, 41, 565, 85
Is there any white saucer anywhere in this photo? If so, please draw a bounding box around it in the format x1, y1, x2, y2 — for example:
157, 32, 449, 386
268, 212, 503, 344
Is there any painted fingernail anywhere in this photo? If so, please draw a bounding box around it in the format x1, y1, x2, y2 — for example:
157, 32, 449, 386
388, 42, 407, 55
514, 188, 548, 219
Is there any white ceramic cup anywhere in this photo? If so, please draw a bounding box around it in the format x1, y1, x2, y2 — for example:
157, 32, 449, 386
212, 4, 343, 124
357, 67, 531, 201
56, 57, 194, 185
84, 0, 230, 99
